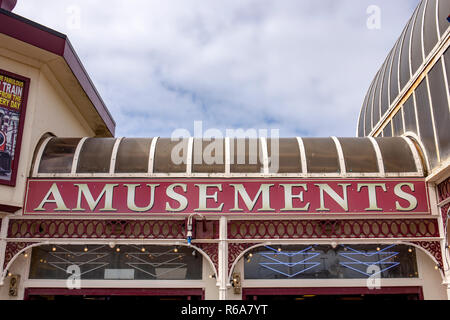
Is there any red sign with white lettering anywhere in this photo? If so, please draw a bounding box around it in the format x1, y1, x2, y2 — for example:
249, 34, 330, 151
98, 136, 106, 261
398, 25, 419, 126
24, 178, 430, 216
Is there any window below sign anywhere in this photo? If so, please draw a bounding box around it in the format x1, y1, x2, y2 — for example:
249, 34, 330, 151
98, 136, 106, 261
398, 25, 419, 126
28, 245, 202, 280
244, 244, 418, 280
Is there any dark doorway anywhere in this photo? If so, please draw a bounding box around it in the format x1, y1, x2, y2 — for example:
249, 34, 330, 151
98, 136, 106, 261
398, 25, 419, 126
25, 288, 204, 301
243, 287, 423, 301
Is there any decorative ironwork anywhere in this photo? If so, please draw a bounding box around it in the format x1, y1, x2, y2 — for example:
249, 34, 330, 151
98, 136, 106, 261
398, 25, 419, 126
411, 241, 443, 268
7, 219, 187, 239
437, 178, 450, 224
228, 219, 439, 239
437, 177, 450, 203
3, 242, 33, 270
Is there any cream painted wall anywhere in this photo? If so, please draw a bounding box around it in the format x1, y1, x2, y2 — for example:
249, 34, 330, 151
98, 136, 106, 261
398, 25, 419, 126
0, 253, 29, 300
417, 249, 447, 300
0, 51, 95, 212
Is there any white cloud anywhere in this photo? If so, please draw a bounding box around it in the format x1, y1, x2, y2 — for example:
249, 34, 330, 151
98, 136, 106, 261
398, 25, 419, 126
14, 0, 419, 137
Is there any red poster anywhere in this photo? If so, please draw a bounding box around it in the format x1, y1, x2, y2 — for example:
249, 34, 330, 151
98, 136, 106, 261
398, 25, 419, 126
0, 69, 30, 186
24, 178, 430, 216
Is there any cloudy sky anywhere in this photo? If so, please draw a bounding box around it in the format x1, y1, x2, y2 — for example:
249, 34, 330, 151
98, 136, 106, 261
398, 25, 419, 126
14, 0, 419, 138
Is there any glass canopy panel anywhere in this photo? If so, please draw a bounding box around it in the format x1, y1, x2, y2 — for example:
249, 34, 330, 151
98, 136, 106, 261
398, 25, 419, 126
192, 138, 225, 173
38, 138, 81, 173
267, 138, 301, 173
438, 0, 450, 37
375, 137, 417, 172
365, 74, 378, 135
76, 138, 116, 173
392, 111, 404, 136
383, 121, 393, 137
423, 0, 438, 57
115, 138, 153, 173
390, 34, 404, 105
403, 94, 418, 133
302, 138, 339, 173
381, 48, 395, 115
337, 138, 378, 173
399, 13, 415, 91
372, 66, 384, 126
153, 138, 188, 173
428, 58, 450, 162
230, 138, 263, 173
410, 0, 426, 76
414, 78, 439, 168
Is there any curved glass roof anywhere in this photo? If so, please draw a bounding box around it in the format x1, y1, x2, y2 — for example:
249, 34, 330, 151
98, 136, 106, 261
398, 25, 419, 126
357, 0, 448, 136
33, 136, 424, 177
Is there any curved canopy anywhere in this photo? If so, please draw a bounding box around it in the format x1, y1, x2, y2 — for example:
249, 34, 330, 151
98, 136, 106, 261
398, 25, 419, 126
357, 0, 448, 136
33, 136, 424, 177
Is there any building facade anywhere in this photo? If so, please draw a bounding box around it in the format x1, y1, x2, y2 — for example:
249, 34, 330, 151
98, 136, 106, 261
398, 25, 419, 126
0, 0, 449, 300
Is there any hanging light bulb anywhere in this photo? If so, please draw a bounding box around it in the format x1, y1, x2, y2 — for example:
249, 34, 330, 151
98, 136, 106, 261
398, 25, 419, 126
174, 247, 179, 253
23, 252, 28, 258
52, 247, 56, 252
84, 246, 88, 252
141, 247, 146, 252
116, 247, 121, 252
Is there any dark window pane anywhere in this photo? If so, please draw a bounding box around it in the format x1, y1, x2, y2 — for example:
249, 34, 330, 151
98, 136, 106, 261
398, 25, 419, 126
267, 138, 301, 173
381, 49, 395, 114
414, 78, 439, 168
76, 138, 116, 173
230, 138, 263, 173
423, 0, 439, 57
338, 138, 379, 173
153, 138, 188, 173
383, 121, 393, 137
390, 35, 404, 105
392, 111, 404, 136
115, 138, 152, 173
302, 138, 339, 173
438, 0, 450, 36
428, 58, 450, 161
411, 0, 426, 75
38, 138, 80, 173
372, 64, 384, 126
365, 75, 378, 135
192, 138, 225, 173
244, 244, 418, 280
399, 10, 417, 91
403, 94, 418, 133
375, 137, 417, 172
